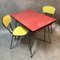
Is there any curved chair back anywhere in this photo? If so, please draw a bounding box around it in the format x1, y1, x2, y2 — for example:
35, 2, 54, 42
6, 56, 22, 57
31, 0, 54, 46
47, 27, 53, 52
43, 6, 56, 15
2, 15, 12, 28
2, 15, 13, 33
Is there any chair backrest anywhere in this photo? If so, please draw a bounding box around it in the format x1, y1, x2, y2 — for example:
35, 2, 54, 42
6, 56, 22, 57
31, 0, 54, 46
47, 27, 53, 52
43, 6, 56, 15
2, 15, 12, 28
2, 15, 13, 33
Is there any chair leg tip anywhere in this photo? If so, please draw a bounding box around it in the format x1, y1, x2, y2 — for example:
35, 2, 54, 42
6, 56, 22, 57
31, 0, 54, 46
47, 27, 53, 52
31, 54, 33, 58
49, 41, 51, 43
10, 47, 12, 49
31, 56, 32, 58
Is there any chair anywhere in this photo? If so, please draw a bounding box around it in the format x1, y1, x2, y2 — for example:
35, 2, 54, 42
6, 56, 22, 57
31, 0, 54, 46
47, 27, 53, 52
2, 15, 32, 57
42, 6, 56, 43
43, 6, 56, 15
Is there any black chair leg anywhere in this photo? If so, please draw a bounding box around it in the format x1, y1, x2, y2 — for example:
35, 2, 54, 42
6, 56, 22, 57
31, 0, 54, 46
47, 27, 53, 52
44, 28, 46, 42
50, 24, 52, 32
48, 27, 51, 43
48, 24, 52, 33
27, 32, 33, 57
10, 35, 14, 49
16, 36, 20, 45
15, 21, 18, 28
28, 36, 32, 57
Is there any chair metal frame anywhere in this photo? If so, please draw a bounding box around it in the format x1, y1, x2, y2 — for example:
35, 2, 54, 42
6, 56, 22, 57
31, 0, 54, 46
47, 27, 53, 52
43, 6, 56, 43
2, 15, 33, 57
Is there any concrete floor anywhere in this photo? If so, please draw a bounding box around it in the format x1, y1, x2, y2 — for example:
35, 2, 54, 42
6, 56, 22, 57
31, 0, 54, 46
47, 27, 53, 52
0, 23, 60, 60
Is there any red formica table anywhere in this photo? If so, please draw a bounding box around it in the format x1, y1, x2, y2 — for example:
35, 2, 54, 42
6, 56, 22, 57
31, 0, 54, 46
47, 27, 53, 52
10, 10, 56, 31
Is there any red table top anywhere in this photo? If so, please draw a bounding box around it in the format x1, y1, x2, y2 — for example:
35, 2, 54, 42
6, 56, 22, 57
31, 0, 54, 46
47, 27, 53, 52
11, 10, 56, 31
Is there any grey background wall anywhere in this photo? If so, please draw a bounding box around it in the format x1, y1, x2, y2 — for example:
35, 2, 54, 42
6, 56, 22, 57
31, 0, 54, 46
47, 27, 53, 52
0, 0, 60, 29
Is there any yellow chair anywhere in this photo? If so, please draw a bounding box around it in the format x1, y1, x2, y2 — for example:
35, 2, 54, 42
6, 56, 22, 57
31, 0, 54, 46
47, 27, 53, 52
43, 6, 56, 15
42, 6, 56, 43
2, 15, 32, 57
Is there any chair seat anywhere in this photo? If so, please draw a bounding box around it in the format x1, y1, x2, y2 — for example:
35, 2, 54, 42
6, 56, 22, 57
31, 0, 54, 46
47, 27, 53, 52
13, 26, 28, 36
